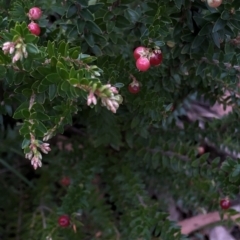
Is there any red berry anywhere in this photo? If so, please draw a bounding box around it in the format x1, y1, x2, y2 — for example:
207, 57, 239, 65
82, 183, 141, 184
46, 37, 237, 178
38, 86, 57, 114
136, 57, 150, 72
28, 22, 41, 36
133, 46, 147, 60
220, 199, 231, 210
60, 176, 71, 186
28, 7, 42, 20
58, 215, 70, 227
150, 50, 163, 66
128, 82, 140, 94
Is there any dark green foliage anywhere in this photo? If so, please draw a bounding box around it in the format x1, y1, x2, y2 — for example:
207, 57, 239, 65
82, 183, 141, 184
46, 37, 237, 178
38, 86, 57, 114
1, 0, 240, 239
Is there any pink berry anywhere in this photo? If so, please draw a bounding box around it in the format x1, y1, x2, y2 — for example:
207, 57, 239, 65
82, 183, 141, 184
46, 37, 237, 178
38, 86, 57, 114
136, 57, 150, 72
207, 0, 222, 8
133, 46, 147, 60
28, 7, 42, 20
58, 215, 70, 227
28, 22, 41, 36
220, 199, 231, 210
128, 81, 140, 94
150, 50, 163, 66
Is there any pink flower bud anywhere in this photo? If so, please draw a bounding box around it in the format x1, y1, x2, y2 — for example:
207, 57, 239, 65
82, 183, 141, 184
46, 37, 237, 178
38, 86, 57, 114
87, 91, 97, 106
110, 86, 118, 94
25, 152, 33, 160
3, 42, 11, 49
28, 7, 42, 20
31, 155, 42, 170
112, 101, 119, 109
87, 97, 92, 106
2, 42, 15, 54
40, 143, 51, 154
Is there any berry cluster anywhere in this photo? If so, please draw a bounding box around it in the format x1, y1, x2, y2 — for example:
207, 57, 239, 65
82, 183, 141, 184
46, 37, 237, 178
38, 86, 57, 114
127, 46, 163, 94
133, 46, 163, 72
27, 7, 42, 36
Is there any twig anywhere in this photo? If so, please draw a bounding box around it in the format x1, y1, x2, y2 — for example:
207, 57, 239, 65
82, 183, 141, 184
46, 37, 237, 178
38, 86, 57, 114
16, 186, 23, 240
149, 148, 191, 162
40, 207, 47, 229
129, 73, 137, 83
137, 194, 147, 208
114, 226, 120, 240
178, 211, 240, 235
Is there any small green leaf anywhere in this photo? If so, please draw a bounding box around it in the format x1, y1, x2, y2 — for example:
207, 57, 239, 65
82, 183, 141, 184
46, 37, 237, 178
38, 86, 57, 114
232, 11, 240, 21
196, 61, 207, 76
47, 41, 55, 57
77, 19, 85, 34
115, 15, 130, 28
230, 19, 240, 30
59, 68, 69, 80
212, 32, 220, 48
38, 83, 49, 93
198, 23, 212, 36
69, 78, 80, 85
66, 4, 77, 18
91, 45, 102, 56
131, 116, 140, 129
31, 112, 50, 121
109, 33, 118, 44
85, 21, 102, 34
13, 109, 30, 119
106, 21, 115, 33
46, 73, 61, 84
103, 11, 114, 22
34, 121, 47, 135
26, 43, 39, 54
191, 35, 205, 49
58, 41, 66, 56
68, 26, 78, 38
21, 138, 30, 149
0, 65, 6, 78
212, 18, 227, 32
174, 0, 183, 9
221, 10, 230, 20
24, 34, 37, 43
84, 34, 95, 47
80, 9, 94, 21
124, 8, 140, 23
49, 84, 57, 101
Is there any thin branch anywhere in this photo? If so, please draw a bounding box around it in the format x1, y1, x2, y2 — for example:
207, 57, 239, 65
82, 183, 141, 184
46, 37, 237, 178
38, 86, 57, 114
114, 226, 120, 240
40, 208, 47, 229
137, 194, 147, 208
149, 148, 191, 162
178, 210, 240, 235
16, 186, 23, 240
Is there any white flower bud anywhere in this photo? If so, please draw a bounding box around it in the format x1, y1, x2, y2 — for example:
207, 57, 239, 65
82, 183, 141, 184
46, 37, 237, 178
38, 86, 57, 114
9, 46, 15, 54
12, 51, 22, 63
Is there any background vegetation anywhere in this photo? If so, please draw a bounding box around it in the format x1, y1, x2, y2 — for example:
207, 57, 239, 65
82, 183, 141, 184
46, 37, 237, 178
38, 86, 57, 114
1, 0, 240, 239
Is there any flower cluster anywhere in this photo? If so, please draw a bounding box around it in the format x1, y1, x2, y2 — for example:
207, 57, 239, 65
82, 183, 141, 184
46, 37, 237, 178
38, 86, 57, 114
86, 84, 123, 113
25, 135, 51, 170
2, 40, 28, 63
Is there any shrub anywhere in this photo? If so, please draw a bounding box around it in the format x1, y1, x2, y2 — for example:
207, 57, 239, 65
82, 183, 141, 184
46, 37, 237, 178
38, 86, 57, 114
1, 0, 240, 239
